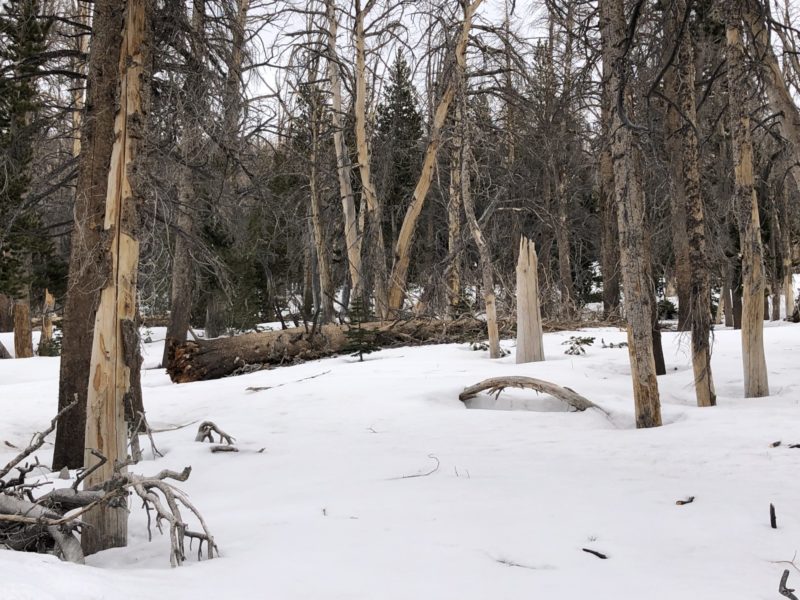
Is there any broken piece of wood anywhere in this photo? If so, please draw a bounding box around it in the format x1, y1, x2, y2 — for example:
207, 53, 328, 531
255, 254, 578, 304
195, 422, 235, 445
780, 570, 799, 600
459, 376, 604, 413
210, 445, 239, 453
676, 496, 695, 506
771, 503, 778, 529
582, 548, 608, 559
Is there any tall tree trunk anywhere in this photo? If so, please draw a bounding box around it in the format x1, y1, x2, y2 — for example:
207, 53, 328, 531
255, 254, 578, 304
604, 0, 662, 428
727, 6, 769, 398
309, 99, 335, 323
598, 0, 619, 319
54, 0, 124, 471
353, 0, 388, 316
555, 171, 574, 317
13, 294, 33, 358
781, 177, 795, 319
39, 288, 55, 348
82, 0, 150, 554
387, 0, 483, 316
163, 0, 205, 365
325, 0, 361, 300
460, 98, 500, 359
447, 107, 463, 316
674, 0, 715, 406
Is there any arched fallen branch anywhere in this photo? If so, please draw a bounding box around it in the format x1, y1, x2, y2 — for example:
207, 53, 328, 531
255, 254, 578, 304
459, 376, 605, 414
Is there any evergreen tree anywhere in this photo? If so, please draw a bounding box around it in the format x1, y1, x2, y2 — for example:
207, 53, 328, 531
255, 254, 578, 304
342, 297, 381, 361
0, 0, 51, 296
375, 51, 423, 246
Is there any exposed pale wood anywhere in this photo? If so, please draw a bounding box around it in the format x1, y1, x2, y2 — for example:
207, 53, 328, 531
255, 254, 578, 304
459, 376, 602, 413
605, 0, 661, 428
325, 0, 361, 299
387, 0, 483, 315
83, 0, 149, 554
167, 317, 519, 383
727, 9, 769, 398
516, 237, 544, 363
40, 288, 55, 346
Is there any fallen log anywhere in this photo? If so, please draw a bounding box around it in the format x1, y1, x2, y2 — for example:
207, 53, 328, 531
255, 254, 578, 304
167, 317, 518, 383
459, 376, 604, 413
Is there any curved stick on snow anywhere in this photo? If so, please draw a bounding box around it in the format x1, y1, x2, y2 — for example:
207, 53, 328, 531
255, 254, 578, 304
195, 422, 235, 445
459, 376, 606, 414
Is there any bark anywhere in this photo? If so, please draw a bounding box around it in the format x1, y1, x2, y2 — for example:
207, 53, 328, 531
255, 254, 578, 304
516, 237, 544, 363
13, 296, 33, 358
460, 98, 500, 359
387, 0, 483, 315
447, 108, 463, 317
308, 105, 335, 322
162, 0, 205, 365
781, 177, 795, 319
727, 7, 769, 398
167, 316, 518, 383
674, 0, 715, 406
325, 0, 361, 299
0, 294, 13, 332
604, 0, 662, 428
598, 0, 619, 319
555, 171, 574, 316
459, 376, 601, 413
54, 0, 124, 471
40, 289, 55, 347
353, 0, 388, 316
82, 0, 151, 554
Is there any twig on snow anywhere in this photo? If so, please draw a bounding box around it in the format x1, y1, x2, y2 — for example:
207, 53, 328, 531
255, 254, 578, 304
582, 548, 608, 559
388, 455, 440, 480
245, 369, 331, 393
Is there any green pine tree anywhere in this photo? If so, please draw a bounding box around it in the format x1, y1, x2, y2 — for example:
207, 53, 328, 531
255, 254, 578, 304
0, 0, 53, 297
342, 297, 381, 361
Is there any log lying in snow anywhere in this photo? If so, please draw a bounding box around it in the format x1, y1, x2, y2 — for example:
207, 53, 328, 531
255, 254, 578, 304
459, 376, 604, 413
167, 317, 518, 383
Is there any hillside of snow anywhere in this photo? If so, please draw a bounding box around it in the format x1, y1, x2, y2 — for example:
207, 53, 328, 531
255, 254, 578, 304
1, 321, 799, 599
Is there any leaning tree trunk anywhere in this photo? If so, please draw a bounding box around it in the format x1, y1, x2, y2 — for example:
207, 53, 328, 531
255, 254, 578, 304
54, 0, 125, 471
387, 0, 483, 316
82, 0, 150, 554
604, 0, 661, 428
674, 0, 715, 407
516, 237, 544, 363
727, 6, 769, 398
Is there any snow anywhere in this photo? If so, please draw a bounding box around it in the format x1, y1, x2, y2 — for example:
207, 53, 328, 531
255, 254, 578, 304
1, 320, 800, 599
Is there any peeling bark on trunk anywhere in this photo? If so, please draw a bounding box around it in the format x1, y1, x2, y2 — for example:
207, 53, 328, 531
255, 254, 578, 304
387, 0, 482, 316
604, 0, 661, 428
54, 0, 125, 471
674, 0, 715, 406
516, 237, 544, 363
727, 8, 769, 398
82, 0, 150, 554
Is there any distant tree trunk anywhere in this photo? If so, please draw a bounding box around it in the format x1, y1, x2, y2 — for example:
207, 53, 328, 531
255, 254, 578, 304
460, 100, 500, 359
723, 271, 734, 327
82, 0, 150, 554
727, 6, 769, 398
516, 237, 544, 363
39, 288, 55, 348
387, 0, 483, 316
780, 177, 795, 319
163, 0, 205, 365
0, 294, 12, 332
309, 99, 335, 323
13, 294, 33, 358
326, 0, 361, 300
598, 0, 619, 319
604, 0, 661, 428
204, 290, 226, 338
674, 0, 715, 406
555, 171, 574, 317
447, 106, 463, 316
353, 0, 388, 317
54, 0, 125, 471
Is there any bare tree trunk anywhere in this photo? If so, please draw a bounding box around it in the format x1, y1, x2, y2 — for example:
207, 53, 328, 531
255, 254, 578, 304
309, 102, 335, 323
71, 0, 91, 158
0, 294, 12, 332
674, 0, 715, 406
447, 107, 462, 316
325, 0, 361, 300
387, 0, 483, 316
555, 171, 574, 317
598, 0, 619, 319
727, 7, 769, 398
353, 0, 388, 317
39, 289, 55, 347
13, 295, 33, 358
54, 0, 125, 471
604, 0, 661, 428
723, 269, 734, 327
82, 0, 150, 553
516, 237, 544, 363
460, 98, 500, 359
781, 177, 795, 319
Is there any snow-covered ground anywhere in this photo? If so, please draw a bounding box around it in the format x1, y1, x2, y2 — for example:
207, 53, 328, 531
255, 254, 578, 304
1, 320, 800, 599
